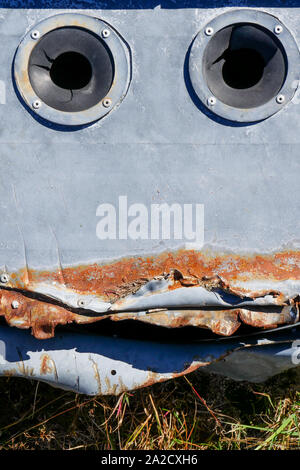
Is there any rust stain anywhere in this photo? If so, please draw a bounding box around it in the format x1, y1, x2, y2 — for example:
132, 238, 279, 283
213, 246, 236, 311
17, 363, 34, 377
104, 375, 117, 395
135, 362, 208, 393
101, 362, 208, 395
3, 368, 17, 377
89, 356, 102, 395
0, 289, 104, 340
110, 306, 297, 336
111, 309, 242, 336
9, 249, 300, 301
1, 248, 299, 339
239, 307, 298, 329
0, 286, 297, 340
40, 354, 53, 375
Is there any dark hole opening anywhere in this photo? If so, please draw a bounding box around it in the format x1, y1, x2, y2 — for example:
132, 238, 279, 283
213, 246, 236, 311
50, 51, 92, 90
222, 48, 265, 89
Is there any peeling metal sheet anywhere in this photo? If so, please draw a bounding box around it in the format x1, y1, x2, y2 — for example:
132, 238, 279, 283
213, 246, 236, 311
111, 308, 243, 336
110, 306, 299, 335
5, 250, 300, 305
0, 324, 299, 394
110, 276, 294, 311
0, 283, 298, 339
0, 289, 105, 339
1, 251, 300, 339
0, 3, 300, 391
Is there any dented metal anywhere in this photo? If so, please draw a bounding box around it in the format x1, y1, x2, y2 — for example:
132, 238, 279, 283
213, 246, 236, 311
0, 288, 105, 339
0, 3, 299, 392
5, 249, 300, 303
0, 322, 299, 394
0, 266, 298, 339
1, 252, 300, 340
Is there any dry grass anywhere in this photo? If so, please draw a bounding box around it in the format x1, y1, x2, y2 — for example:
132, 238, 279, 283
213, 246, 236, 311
0, 367, 299, 450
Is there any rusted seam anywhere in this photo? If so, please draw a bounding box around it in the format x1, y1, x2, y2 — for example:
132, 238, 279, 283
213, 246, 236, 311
0, 283, 299, 340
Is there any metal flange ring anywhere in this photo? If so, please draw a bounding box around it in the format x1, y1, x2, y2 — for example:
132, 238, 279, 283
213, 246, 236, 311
189, 9, 300, 122
14, 13, 131, 126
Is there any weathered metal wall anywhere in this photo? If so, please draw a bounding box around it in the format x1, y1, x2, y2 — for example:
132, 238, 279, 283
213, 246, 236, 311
0, 323, 299, 394
0, 1, 299, 392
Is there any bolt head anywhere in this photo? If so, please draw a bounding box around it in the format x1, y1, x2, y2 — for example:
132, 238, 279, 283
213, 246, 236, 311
207, 96, 216, 106
205, 26, 214, 36
32, 99, 41, 109
103, 98, 112, 108
0, 273, 9, 283
276, 94, 285, 104
274, 25, 283, 35
77, 299, 86, 307
12, 300, 19, 309
31, 30, 40, 40
101, 29, 110, 38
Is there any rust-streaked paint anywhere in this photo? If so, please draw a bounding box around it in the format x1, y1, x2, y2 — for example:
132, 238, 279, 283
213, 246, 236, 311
40, 353, 58, 380
9, 249, 300, 301
110, 309, 242, 336
132, 362, 209, 393
1, 249, 299, 339
0, 288, 298, 340
239, 306, 298, 329
0, 289, 104, 339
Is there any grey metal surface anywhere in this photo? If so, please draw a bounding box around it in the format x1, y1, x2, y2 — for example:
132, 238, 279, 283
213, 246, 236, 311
189, 9, 300, 122
0, 324, 299, 394
0, 5, 298, 272
14, 12, 131, 125
0, 1, 299, 391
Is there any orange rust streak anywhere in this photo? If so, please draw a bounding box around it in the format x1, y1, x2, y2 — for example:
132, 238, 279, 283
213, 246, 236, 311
111, 309, 241, 336
137, 362, 208, 391
0, 290, 104, 340
10, 249, 300, 301
40, 354, 53, 375
0, 287, 297, 340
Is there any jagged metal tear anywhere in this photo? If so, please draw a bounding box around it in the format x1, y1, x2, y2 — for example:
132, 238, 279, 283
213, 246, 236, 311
110, 276, 299, 311
0, 324, 299, 394
31, 275, 300, 316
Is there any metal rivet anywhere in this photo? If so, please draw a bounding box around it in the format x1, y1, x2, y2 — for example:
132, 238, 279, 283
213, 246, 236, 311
0, 273, 9, 283
274, 25, 283, 35
101, 29, 110, 38
32, 99, 41, 109
102, 98, 112, 108
31, 30, 40, 40
77, 298, 86, 307
205, 26, 214, 36
276, 94, 285, 104
207, 96, 216, 106
12, 300, 19, 309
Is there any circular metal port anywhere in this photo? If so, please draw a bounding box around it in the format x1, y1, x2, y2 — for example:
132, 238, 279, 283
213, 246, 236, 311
189, 10, 300, 122
14, 13, 131, 126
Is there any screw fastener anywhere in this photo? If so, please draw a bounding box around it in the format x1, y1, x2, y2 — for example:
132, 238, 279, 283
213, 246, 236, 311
276, 94, 285, 104
32, 100, 41, 109
102, 29, 110, 38
78, 299, 87, 308
274, 25, 283, 35
103, 98, 112, 108
207, 96, 217, 106
0, 273, 9, 283
205, 27, 214, 36
31, 30, 40, 40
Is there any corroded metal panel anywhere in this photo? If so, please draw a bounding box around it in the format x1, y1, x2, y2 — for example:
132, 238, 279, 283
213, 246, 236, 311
0, 324, 299, 394
0, 1, 299, 392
